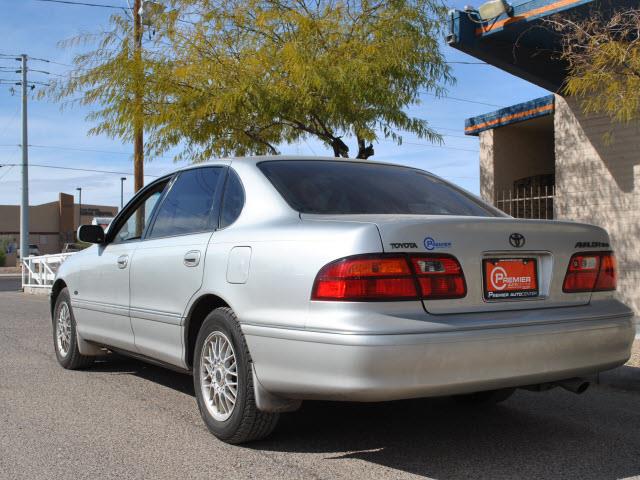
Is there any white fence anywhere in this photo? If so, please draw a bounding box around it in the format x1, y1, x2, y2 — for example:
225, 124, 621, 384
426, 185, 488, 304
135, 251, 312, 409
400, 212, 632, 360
22, 253, 75, 290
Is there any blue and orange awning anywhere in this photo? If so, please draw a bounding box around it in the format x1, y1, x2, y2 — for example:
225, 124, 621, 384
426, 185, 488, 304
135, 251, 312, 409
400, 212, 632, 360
465, 95, 555, 136
448, 0, 636, 91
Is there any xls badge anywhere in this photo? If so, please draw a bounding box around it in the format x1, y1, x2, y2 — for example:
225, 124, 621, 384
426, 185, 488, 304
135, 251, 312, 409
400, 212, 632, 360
575, 241, 609, 248
424, 237, 452, 251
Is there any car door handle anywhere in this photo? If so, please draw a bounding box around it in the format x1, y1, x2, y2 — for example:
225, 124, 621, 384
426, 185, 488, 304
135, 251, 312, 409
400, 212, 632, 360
183, 250, 201, 267
117, 255, 129, 269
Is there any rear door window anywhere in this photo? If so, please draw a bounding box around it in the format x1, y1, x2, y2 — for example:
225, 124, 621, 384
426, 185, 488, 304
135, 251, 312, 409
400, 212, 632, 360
220, 169, 245, 228
258, 160, 499, 217
148, 167, 225, 238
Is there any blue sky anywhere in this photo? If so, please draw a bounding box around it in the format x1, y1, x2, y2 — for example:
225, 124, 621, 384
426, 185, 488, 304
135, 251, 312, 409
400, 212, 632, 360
0, 0, 549, 208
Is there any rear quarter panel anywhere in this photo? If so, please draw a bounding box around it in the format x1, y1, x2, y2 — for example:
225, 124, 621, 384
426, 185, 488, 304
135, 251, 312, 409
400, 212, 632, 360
194, 159, 385, 330
201, 218, 384, 329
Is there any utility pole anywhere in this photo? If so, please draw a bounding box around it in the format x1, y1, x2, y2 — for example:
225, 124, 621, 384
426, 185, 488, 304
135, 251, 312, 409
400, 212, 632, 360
120, 177, 126, 209
133, 0, 144, 193
76, 187, 82, 229
19, 54, 29, 262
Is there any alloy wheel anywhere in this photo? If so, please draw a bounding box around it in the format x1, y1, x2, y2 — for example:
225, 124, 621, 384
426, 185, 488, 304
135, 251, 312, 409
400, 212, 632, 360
200, 331, 239, 421
56, 302, 72, 357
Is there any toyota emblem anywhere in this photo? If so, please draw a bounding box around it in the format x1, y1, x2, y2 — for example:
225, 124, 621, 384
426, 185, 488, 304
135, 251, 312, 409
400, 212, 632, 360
509, 233, 525, 248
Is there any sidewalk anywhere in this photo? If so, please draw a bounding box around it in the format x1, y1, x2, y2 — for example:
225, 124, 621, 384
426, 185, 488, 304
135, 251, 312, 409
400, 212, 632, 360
0, 267, 20, 275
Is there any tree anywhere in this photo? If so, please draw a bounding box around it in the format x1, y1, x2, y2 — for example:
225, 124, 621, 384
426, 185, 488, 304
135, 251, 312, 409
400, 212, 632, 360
147, 0, 453, 160
50, 0, 452, 164
549, 9, 640, 124
47, 9, 159, 191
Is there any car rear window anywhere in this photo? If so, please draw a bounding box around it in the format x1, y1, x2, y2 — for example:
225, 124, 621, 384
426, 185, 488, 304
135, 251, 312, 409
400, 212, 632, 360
258, 160, 499, 217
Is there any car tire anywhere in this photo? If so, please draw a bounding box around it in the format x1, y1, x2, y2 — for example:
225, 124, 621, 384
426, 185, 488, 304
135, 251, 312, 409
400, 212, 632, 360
454, 388, 515, 405
53, 287, 93, 370
193, 307, 279, 444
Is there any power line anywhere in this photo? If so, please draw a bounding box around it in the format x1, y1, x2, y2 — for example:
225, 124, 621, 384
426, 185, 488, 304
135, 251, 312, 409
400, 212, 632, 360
0, 143, 131, 155
30, 144, 135, 155
30, 58, 72, 68
0, 143, 175, 159
0, 105, 20, 138
0, 165, 14, 182
378, 138, 478, 153
421, 92, 504, 108
398, 142, 478, 153
33, 0, 127, 9
438, 132, 475, 140
0, 162, 159, 178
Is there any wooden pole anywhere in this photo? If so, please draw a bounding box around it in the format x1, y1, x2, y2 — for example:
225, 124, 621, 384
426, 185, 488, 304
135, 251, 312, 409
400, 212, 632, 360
133, 0, 144, 193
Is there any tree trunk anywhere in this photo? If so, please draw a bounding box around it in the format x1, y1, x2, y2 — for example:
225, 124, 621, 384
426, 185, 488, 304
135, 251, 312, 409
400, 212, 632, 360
356, 136, 374, 159
331, 138, 349, 158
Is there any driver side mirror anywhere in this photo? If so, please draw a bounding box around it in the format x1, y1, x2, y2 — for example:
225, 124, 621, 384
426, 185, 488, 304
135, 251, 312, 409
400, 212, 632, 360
77, 224, 105, 244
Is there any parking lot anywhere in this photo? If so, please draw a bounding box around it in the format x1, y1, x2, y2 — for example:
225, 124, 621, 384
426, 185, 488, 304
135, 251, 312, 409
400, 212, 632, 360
1, 289, 639, 479
0, 275, 21, 292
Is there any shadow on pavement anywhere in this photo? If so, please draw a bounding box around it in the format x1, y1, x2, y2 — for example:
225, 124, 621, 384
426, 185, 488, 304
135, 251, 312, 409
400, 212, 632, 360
0, 276, 21, 292
259, 393, 640, 480
88, 355, 640, 480
90, 354, 195, 396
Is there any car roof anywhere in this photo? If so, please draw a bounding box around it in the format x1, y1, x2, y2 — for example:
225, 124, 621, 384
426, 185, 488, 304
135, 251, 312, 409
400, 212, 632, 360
168, 155, 436, 176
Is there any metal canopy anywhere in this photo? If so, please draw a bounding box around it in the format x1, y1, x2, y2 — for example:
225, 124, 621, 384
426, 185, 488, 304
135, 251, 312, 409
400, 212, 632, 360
448, 0, 636, 92
465, 94, 555, 135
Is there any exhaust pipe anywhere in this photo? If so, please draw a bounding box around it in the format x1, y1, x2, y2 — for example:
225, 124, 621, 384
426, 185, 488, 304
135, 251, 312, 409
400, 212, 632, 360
556, 378, 590, 394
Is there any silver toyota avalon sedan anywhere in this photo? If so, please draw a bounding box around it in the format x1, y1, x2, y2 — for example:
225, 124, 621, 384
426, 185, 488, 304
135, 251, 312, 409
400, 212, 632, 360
50, 156, 635, 444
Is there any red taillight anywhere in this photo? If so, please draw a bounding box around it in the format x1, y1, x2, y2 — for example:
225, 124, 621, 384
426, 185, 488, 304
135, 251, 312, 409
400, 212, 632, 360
563, 251, 616, 293
410, 255, 466, 299
312, 255, 417, 301
311, 254, 466, 301
594, 253, 617, 291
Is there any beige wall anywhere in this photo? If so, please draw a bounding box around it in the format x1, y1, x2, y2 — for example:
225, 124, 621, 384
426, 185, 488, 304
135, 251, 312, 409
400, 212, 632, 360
0, 196, 117, 256
554, 95, 640, 315
478, 117, 555, 203
479, 129, 495, 202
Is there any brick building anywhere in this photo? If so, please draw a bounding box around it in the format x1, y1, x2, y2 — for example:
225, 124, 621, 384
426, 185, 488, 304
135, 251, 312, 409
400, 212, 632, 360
0, 193, 117, 262
449, 0, 639, 315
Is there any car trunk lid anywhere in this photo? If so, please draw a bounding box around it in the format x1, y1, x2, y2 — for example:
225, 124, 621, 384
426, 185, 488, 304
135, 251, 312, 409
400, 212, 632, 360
301, 214, 610, 314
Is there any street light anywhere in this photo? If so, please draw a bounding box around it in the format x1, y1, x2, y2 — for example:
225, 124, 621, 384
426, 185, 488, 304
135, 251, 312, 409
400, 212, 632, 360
120, 177, 127, 210
76, 187, 82, 230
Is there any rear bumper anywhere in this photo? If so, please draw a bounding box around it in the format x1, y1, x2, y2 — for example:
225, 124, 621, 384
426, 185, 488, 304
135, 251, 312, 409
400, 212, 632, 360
244, 300, 635, 401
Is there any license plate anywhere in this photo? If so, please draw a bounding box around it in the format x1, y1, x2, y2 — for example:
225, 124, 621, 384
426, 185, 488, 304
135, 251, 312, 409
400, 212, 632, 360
483, 258, 538, 300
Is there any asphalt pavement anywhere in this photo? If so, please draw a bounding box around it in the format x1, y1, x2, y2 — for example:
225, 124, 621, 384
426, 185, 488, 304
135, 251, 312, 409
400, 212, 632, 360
0, 275, 21, 292
1, 291, 640, 480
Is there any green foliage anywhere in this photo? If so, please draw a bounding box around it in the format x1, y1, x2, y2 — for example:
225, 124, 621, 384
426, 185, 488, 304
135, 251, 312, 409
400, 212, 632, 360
46, 14, 158, 147
152, 0, 453, 159
0, 246, 5, 268
49, 0, 453, 160
550, 9, 640, 124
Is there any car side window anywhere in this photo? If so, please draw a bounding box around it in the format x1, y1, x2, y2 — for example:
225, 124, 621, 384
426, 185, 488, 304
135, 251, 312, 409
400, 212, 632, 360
112, 182, 168, 244
148, 167, 225, 239
220, 169, 245, 228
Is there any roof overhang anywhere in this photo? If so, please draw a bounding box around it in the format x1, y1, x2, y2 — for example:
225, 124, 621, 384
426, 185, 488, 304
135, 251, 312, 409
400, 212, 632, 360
465, 94, 554, 135
448, 0, 636, 91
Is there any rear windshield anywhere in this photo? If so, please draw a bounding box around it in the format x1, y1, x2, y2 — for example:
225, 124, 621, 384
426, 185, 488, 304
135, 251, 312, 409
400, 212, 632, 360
258, 160, 499, 217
